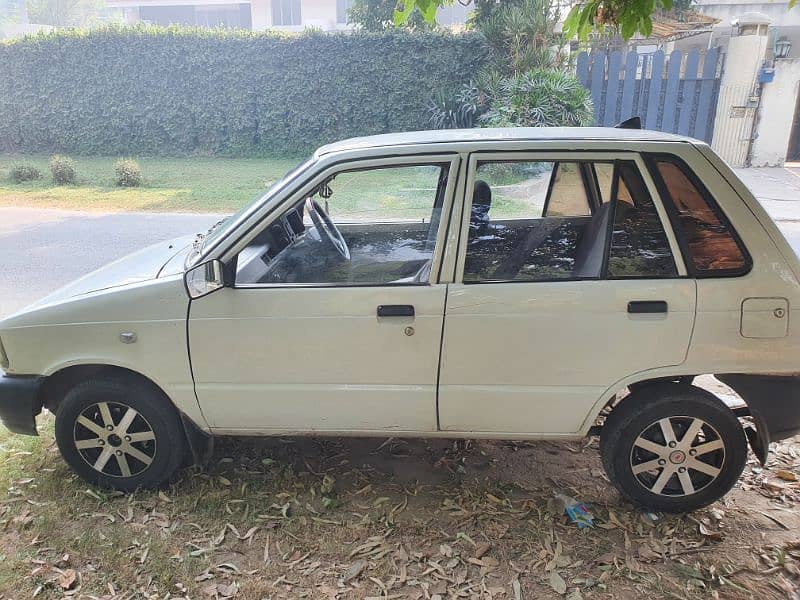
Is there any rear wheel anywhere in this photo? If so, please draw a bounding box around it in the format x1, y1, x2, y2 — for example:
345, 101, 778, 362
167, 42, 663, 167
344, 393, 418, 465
54, 376, 186, 491
600, 384, 747, 513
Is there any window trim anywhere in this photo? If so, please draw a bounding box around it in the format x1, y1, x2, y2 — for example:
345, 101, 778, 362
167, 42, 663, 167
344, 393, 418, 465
454, 151, 687, 285
227, 154, 461, 289
644, 153, 753, 279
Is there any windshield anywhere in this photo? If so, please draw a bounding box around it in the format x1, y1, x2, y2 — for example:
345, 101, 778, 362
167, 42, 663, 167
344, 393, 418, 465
188, 157, 314, 264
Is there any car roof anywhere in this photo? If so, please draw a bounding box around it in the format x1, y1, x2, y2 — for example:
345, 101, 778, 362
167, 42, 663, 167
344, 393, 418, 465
315, 127, 695, 157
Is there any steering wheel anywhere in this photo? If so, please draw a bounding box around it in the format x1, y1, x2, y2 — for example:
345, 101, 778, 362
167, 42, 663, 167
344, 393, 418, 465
305, 197, 350, 260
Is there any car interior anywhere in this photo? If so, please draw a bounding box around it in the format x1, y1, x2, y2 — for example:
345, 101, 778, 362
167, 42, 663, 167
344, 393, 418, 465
464, 159, 678, 282
235, 166, 448, 285
235, 159, 675, 286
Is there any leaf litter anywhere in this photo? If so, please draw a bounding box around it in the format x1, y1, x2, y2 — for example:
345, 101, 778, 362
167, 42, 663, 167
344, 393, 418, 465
2, 419, 800, 598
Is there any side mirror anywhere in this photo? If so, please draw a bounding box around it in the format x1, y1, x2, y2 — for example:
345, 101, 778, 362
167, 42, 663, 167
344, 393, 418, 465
184, 259, 225, 299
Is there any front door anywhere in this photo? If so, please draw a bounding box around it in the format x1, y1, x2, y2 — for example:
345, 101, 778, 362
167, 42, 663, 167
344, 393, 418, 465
438, 152, 696, 435
189, 157, 458, 433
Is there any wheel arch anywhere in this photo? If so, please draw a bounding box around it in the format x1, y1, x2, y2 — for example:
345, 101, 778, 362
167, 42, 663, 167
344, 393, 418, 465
40, 363, 212, 465
589, 372, 792, 466
40, 364, 165, 413
579, 368, 704, 435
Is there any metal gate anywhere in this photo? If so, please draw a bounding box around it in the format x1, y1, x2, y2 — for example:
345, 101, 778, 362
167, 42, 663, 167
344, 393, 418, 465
576, 48, 724, 143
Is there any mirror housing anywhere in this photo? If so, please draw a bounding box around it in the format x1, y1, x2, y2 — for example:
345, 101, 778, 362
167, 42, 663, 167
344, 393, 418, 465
184, 259, 225, 299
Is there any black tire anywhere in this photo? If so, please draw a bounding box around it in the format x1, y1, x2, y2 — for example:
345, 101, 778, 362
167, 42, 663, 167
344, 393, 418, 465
54, 376, 187, 492
600, 383, 747, 513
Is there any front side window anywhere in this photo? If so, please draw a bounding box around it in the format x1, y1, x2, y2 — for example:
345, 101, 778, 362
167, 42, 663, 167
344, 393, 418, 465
651, 156, 749, 276
463, 158, 677, 283
235, 163, 448, 286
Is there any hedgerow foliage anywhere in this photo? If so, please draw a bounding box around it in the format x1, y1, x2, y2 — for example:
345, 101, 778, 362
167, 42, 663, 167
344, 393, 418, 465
0, 26, 488, 156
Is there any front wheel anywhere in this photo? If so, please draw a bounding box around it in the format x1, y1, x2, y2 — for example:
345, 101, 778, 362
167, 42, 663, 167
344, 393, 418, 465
600, 384, 748, 513
54, 376, 187, 492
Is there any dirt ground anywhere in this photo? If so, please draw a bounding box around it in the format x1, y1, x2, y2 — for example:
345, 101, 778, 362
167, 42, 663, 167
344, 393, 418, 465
1, 382, 800, 599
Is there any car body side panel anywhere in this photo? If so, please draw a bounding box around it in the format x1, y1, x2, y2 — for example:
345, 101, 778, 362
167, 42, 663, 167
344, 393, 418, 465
439, 279, 696, 434
577, 143, 800, 434
189, 285, 446, 433
0, 276, 206, 429
666, 145, 800, 374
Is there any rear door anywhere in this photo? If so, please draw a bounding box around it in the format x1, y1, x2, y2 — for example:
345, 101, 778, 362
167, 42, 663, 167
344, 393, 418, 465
438, 151, 697, 435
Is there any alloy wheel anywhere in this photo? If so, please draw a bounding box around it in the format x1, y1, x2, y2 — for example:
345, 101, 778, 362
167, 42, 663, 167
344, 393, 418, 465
629, 416, 725, 497
73, 401, 157, 478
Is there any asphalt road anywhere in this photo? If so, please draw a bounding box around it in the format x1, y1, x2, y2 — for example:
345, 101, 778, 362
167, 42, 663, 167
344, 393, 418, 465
0, 208, 218, 317
0, 194, 798, 319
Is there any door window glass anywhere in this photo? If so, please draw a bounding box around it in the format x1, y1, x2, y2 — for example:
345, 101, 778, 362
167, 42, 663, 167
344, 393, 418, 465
464, 159, 678, 283
236, 164, 448, 286
652, 156, 749, 275
594, 163, 615, 203
607, 163, 678, 278
464, 160, 608, 282
545, 163, 591, 217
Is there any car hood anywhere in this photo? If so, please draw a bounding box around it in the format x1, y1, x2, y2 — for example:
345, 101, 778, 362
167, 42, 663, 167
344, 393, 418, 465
22, 234, 196, 310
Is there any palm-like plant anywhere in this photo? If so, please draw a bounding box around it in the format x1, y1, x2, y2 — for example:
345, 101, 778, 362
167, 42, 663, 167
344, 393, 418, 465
427, 82, 486, 129
480, 69, 594, 128
477, 0, 564, 75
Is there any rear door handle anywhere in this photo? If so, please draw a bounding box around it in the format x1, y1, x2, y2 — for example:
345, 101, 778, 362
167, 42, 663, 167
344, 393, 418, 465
628, 300, 668, 314
377, 304, 415, 317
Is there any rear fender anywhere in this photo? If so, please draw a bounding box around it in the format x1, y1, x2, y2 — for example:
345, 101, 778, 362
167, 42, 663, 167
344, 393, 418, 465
716, 373, 800, 465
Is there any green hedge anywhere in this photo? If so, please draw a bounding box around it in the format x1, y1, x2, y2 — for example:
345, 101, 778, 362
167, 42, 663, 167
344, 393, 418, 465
0, 26, 488, 156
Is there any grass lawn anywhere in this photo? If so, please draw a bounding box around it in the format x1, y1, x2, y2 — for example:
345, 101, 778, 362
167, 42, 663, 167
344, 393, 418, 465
0, 155, 301, 213
0, 155, 539, 217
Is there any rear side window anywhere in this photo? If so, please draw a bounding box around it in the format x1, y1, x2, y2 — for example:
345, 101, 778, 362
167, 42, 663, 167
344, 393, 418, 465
607, 162, 677, 278
651, 156, 750, 276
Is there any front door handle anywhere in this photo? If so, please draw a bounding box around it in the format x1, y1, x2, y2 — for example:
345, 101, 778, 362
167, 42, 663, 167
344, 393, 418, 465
628, 300, 668, 314
377, 304, 415, 317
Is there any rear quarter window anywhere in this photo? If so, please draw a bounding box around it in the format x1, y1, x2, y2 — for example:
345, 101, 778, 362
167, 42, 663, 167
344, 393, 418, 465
648, 155, 751, 277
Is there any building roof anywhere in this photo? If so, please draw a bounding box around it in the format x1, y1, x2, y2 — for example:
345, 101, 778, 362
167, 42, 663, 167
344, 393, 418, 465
649, 10, 720, 41
315, 127, 694, 157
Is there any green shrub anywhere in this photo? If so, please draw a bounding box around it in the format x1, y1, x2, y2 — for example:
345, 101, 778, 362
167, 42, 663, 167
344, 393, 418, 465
49, 155, 76, 184
480, 69, 594, 128
114, 158, 142, 187
427, 82, 486, 129
0, 26, 488, 156
9, 163, 41, 182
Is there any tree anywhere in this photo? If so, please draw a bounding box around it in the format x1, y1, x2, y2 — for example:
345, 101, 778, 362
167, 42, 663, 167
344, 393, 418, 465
396, 0, 704, 41
26, 0, 103, 27
349, 0, 432, 31
561, 0, 675, 41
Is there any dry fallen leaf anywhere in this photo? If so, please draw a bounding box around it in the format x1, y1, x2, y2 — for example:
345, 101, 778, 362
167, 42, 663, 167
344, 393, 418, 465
217, 582, 238, 598
342, 559, 367, 583
474, 543, 491, 558
776, 470, 798, 482
57, 569, 77, 590
549, 570, 567, 595
638, 544, 661, 561
699, 523, 723, 541
511, 578, 522, 600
